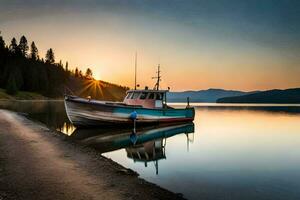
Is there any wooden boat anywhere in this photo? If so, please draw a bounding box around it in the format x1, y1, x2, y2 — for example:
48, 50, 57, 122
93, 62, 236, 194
65, 65, 195, 127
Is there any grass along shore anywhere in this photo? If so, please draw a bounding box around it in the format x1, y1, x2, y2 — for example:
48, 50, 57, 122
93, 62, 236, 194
0, 88, 48, 100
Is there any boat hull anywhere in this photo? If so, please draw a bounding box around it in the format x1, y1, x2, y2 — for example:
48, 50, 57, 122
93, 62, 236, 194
64, 96, 195, 127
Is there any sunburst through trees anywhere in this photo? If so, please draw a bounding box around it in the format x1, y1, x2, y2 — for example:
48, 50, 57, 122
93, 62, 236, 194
78, 78, 104, 98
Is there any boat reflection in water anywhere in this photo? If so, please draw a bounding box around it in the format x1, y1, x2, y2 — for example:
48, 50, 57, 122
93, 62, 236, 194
70, 123, 195, 174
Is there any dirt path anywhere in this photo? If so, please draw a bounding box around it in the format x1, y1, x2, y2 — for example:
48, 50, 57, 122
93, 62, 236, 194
0, 110, 184, 200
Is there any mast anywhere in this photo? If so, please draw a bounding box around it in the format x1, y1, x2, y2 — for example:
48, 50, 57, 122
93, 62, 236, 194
152, 64, 161, 90
134, 52, 137, 90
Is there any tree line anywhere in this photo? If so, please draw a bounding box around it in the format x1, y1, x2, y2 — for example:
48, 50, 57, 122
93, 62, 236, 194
0, 32, 96, 97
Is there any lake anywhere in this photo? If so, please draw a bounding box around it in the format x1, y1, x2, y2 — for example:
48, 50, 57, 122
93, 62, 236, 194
1, 100, 300, 200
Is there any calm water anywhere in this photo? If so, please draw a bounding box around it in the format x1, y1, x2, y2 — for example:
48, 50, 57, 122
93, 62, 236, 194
1, 100, 300, 200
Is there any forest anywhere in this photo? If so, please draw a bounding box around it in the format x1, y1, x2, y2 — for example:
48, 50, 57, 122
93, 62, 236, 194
0, 32, 128, 101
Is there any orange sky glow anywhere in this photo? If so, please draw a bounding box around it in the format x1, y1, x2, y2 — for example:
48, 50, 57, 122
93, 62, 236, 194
1, 1, 299, 91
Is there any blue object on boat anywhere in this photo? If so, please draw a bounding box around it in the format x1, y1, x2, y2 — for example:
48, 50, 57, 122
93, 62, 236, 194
129, 111, 137, 120
130, 131, 138, 145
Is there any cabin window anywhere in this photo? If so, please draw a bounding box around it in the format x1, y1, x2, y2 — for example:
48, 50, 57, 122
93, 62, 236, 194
148, 93, 155, 99
126, 92, 132, 99
140, 92, 148, 99
131, 92, 140, 99
156, 93, 163, 100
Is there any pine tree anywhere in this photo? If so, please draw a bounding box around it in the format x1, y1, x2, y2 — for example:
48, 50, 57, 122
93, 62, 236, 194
13, 66, 23, 90
0, 31, 5, 50
45, 48, 55, 64
65, 61, 69, 72
9, 38, 18, 53
30, 41, 38, 60
85, 68, 93, 79
19, 35, 29, 56
6, 75, 18, 95
75, 67, 79, 77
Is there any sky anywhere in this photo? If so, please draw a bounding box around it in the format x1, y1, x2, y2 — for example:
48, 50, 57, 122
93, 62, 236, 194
0, 0, 300, 91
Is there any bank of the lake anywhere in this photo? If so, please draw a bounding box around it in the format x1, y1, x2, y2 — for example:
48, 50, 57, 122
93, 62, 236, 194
0, 109, 184, 200
0, 89, 48, 100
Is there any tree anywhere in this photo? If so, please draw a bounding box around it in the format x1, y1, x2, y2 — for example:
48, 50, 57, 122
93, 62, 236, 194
85, 68, 93, 79
75, 67, 79, 77
30, 41, 39, 60
0, 31, 5, 50
45, 48, 55, 64
65, 61, 69, 72
19, 35, 29, 56
6, 75, 18, 95
79, 70, 83, 78
9, 38, 18, 53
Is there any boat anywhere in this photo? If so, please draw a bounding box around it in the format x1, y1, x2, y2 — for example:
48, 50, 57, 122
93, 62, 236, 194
64, 65, 195, 127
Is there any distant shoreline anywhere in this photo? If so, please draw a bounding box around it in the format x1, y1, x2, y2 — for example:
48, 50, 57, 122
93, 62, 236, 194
1, 98, 300, 106
168, 88, 300, 104
169, 102, 300, 106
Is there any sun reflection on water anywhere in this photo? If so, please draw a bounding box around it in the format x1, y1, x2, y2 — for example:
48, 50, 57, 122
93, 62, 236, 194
57, 122, 76, 136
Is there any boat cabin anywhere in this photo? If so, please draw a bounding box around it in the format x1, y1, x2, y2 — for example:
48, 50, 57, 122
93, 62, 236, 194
123, 89, 168, 109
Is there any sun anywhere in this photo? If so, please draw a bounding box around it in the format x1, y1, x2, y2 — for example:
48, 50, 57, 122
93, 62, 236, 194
78, 79, 104, 98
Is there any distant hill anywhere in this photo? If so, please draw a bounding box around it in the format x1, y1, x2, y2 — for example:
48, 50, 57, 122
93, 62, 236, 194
217, 88, 300, 103
167, 88, 257, 102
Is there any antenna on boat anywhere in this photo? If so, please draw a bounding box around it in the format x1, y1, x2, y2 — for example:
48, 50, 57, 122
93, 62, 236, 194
134, 52, 137, 90
152, 64, 161, 90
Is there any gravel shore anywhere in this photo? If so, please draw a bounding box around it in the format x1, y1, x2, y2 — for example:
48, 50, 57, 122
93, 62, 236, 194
0, 110, 185, 200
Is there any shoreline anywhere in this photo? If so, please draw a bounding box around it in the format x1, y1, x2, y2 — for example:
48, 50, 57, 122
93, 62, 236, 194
1, 99, 300, 105
0, 109, 185, 200
0, 99, 63, 102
